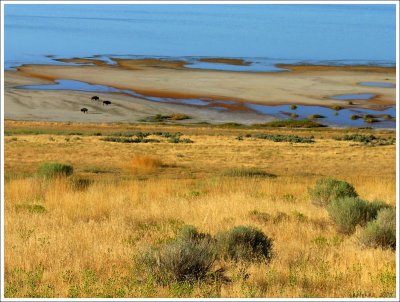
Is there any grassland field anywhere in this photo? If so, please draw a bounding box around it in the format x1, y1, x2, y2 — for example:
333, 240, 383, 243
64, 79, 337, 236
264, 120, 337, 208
3, 120, 397, 298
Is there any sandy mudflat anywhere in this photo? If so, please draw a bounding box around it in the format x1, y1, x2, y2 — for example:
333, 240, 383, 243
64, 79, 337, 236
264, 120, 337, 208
4, 58, 396, 123
4, 71, 269, 124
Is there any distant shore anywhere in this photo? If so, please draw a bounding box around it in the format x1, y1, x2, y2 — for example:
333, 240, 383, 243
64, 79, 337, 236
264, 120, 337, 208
4, 57, 396, 124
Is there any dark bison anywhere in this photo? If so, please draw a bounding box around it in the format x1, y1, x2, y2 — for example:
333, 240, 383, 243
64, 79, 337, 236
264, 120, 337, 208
91, 96, 99, 101
103, 101, 112, 106
81, 108, 88, 114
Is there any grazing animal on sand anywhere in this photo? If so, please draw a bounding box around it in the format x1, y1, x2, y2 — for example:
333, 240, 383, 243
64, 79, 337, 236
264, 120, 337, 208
103, 101, 112, 106
91, 96, 99, 101
81, 108, 88, 114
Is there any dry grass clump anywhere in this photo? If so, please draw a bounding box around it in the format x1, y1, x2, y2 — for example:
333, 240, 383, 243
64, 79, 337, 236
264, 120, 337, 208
129, 155, 164, 173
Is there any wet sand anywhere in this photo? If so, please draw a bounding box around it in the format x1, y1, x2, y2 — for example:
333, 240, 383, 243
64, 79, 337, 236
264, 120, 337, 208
4, 71, 270, 124
5, 58, 396, 123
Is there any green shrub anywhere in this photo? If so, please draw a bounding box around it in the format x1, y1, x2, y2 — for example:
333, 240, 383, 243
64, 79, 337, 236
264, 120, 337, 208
350, 115, 360, 120
290, 105, 297, 110
327, 197, 390, 234
223, 168, 276, 178
15, 204, 46, 214
248, 210, 271, 224
332, 134, 395, 146
177, 225, 212, 243
38, 162, 73, 178
331, 105, 343, 111
364, 117, 379, 124
307, 114, 325, 119
255, 119, 325, 128
290, 113, 299, 118
139, 227, 216, 284
382, 115, 393, 121
309, 178, 358, 207
359, 208, 396, 250
216, 226, 273, 262
254, 133, 314, 143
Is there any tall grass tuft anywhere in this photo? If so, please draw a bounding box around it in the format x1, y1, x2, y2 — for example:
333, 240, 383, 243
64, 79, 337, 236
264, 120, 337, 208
37, 162, 73, 178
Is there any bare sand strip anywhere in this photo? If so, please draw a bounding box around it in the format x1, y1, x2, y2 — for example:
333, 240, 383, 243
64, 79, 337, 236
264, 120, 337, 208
5, 71, 269, 124
15, 58, 396, 107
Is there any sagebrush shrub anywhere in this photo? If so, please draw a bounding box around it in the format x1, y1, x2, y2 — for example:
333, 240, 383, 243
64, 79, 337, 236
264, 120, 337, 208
309, 178, 358, 207
358, 207, 396, 250
38, 162, 73, 178
139, 225, 216, 284
327, 197, 390, 234
216, 226, 273, 262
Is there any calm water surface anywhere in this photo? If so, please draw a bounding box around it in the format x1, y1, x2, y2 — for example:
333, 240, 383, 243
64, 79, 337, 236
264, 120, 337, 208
5, 4, 396, 69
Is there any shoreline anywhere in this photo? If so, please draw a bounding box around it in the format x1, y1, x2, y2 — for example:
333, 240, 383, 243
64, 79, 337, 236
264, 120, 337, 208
5, 57, 396, 126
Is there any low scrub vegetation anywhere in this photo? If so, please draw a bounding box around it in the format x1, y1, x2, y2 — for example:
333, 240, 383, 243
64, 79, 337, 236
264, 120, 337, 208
141, 113, 190, 122
253, 133, 314, 143
223, 168, 276, 178
333, 134, 395, 146
307, 114, 325, 119
327, 197, 390, 234
15, 204, 46, 214
102, 131, 193, 144
37, 162, 73, 178
139, 229, 216, 284
359, 208, 396, 250
309, 178, 358, 207
216, 226, 273, 263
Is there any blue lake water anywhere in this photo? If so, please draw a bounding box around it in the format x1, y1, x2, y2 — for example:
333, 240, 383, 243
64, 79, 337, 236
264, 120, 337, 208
359, 82, 396, 88
17, 79, 396, 128
4, 4, 396, 69
329, 93, 376, 101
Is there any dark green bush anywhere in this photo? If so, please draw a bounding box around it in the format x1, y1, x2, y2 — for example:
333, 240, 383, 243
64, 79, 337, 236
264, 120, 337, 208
327, 197, 390, 234
359, 207, 396, 250
309, 178, 358, 207
290, 105, 297, 110
350, 115, 360, 120
331, 105, 343, 111
139, 226, 216, 284
254, 133, 314, 143
307, 114, 325, 119
332, 134, 395, 146
216, 226, 273, 262
38, 162, 73, 178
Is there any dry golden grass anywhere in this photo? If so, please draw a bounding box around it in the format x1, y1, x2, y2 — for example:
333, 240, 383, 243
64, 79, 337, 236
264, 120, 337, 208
3, 121, 397, 298
128, 155, 164, 174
